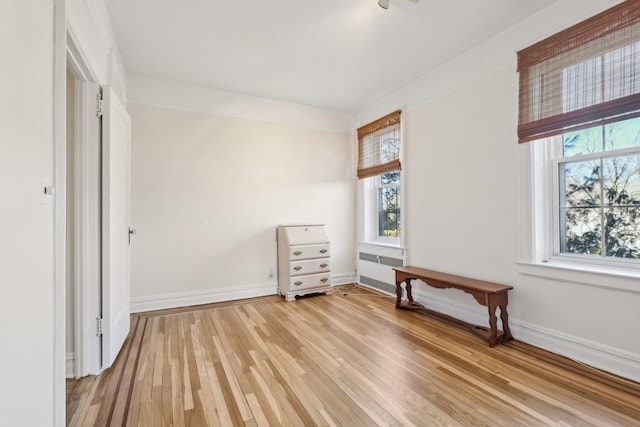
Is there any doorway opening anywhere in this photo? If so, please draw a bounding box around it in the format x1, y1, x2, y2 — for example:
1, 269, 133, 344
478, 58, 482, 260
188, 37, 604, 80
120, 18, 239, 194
65, 63, 103, 379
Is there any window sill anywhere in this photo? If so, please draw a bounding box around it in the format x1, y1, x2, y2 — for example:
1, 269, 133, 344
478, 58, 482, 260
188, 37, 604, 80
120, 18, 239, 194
359, 240, 403, 249
517, 260, 640, 294
358, 241, 406, 257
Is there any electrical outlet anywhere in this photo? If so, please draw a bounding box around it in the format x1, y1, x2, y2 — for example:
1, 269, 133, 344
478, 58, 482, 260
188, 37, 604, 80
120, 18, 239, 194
268, 269, 274, 278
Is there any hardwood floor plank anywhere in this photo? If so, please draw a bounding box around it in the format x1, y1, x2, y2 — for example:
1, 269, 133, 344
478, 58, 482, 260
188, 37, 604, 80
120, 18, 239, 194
189, 312, 223, 427
66, 376, 99, 426
207, 312, 254, 425
67, 287, 640, 426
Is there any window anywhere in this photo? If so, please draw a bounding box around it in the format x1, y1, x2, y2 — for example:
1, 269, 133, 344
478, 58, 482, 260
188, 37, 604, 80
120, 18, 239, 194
518, 2, 640, 265
557, 118, 640, 259
357, 111, 402, 244
377, 172, 400, 238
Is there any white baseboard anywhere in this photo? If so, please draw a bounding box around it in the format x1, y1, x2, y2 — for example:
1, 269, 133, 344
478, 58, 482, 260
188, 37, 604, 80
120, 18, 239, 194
130, 281, 278, 313
331, 272, 357, 286
132, 273, 358, 313
412, 288, 489, 326
66, 352, 75, 379
510, 319, 640, 383
407, 288, 640, 383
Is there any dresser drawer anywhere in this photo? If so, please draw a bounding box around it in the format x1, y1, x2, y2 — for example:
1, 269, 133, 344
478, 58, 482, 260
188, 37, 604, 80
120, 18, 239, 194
289, 258, 330, 276
289, 272, 331, 290
283, 225, 328, 245
289, 244, 330, 260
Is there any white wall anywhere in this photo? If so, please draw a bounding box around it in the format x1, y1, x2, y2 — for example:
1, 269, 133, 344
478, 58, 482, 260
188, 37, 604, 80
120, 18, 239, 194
0, 1, 55, 425
128, 81, 356, 311
404, 65, 518, 283
357, 0, 640, 381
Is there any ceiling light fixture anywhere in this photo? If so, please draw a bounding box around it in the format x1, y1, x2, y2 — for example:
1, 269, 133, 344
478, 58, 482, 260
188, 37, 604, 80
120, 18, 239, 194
378, 0, 419, 10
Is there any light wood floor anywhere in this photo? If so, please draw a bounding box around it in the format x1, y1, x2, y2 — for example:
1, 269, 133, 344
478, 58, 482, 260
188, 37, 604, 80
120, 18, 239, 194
67, 285, 640, 426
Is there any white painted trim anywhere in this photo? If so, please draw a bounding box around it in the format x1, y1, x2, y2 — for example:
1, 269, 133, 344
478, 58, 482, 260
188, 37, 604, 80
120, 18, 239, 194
66, 353, 75, 379
517, 142, 535, 263
510, 317, 640, 383
408, 288, 640, 383
331, 272, 357, 286
127, 74, 355, 133
518, 262, 640, 294
130, 282, 278, 313
358, 242, 407, 258
65, 0, 108, 84
73, 81, 103, 378
399, 108, 408, 252
66, 32, 97, 83
53, 0, 67, 425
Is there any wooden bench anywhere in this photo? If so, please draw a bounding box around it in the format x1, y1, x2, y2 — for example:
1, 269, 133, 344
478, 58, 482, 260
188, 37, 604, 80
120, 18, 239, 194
393, 266, 513, 346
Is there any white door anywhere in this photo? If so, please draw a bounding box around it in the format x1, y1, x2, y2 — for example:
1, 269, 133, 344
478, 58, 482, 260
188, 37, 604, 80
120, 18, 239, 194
101, 87, 131, 369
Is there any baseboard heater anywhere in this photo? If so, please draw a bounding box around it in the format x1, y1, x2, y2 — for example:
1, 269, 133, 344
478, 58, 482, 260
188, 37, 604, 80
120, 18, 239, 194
357, 249, 406, 294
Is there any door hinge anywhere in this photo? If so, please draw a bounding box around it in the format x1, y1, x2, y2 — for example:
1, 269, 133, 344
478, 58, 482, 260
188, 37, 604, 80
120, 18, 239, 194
96, 317, 103, 336
96, 92, 103, 118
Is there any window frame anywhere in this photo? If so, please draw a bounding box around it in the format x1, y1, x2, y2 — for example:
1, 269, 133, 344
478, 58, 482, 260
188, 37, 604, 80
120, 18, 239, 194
518, 140, 640, 294
552, 129, 640, 267
361, 173, 401, 246
524, 134, 640, 271
555, 141, 640, 262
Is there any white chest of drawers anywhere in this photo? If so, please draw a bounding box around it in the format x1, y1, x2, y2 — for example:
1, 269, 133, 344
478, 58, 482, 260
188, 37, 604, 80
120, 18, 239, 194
277, 225, 331, 301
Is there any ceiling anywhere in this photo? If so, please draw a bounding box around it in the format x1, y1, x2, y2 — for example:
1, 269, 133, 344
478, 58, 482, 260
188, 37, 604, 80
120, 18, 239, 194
105, 0, 557, 113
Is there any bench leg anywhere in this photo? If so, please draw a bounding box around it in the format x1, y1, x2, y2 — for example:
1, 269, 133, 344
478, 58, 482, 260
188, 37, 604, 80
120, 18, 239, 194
395, 278, 402, 308
405, 279, 414, 303
395, 277, 415, 308
487, 299, 499, 347
488, 293, 513, 346
499, 301, 513, 342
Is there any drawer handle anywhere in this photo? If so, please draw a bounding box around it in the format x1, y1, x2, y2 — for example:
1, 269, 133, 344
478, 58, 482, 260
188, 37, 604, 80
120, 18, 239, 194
320, 278, 328, 283
319, 249, 328, 253
294, 281, 303, 286
320, 263, 328, 268
293, 266, 302, 271
293, 251, 302, 256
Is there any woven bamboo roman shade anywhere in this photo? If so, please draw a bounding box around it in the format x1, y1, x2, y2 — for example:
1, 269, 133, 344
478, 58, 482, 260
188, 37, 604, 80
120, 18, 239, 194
357, 110, 401, 179
517, 1, 640, 143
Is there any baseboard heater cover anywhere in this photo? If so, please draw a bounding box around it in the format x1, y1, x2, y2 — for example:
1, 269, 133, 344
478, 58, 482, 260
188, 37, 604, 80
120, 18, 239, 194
358, 252, 404, 267
359, 275, 395, 294
358, 250, 405, 295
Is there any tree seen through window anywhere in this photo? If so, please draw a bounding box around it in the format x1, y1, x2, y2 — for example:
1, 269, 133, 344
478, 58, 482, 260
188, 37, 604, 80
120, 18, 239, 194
377, 172, 400, 238
560, 117, 640, 259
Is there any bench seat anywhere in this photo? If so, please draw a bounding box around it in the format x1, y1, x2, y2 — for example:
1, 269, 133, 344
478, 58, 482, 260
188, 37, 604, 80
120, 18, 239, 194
393, 266, 514, 346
